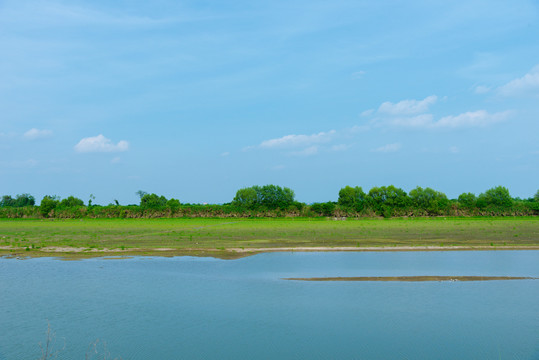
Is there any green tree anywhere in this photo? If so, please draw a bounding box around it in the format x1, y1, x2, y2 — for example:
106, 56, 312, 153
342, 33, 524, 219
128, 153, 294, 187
1, 195, 15, 207
136, 190, 148, 200
409, 187, 449, 214
534, 190, 539, 202
232, 185, 295, 210
458, 192, 477, 208
14, 194, 35, 207
478, 186, 513, 208
233, 187, 260, 209
59, 196, 85, 208
338, 186, 366, 210
367, 185, 409, 215
166, 198, 181, 210
40, 196, 60, 217
140, 193, 167, 209
310, 202, 336, 216
259, 184, 295, 209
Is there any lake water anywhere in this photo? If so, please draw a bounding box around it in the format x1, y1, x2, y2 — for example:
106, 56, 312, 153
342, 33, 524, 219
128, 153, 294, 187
1, 250, 538, 359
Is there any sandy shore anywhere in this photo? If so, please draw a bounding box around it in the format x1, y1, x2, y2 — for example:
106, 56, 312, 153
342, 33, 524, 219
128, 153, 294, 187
2, 244, 539, 257
226, 245, 539, 253
284, 276, 538, 281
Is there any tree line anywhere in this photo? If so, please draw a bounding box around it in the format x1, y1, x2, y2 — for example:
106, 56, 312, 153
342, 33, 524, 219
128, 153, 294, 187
1, 185, 538, 219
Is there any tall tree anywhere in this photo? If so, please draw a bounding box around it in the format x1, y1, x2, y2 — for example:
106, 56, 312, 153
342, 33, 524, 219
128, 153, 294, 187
232, 185, 295, 209
40, 196, 60, 217
458, 192, 477, 208
59, 196, 85, 208
478, 186, 513, 208
338, 186, 366, 210
368, 186, 408, 209
409, 187, 448, 214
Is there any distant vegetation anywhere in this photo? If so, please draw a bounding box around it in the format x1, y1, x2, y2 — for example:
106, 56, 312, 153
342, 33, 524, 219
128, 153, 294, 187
0, 186, 538, 219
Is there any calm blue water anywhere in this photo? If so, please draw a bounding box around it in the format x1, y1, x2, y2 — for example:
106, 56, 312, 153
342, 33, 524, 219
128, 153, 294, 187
0, 251, 538, 359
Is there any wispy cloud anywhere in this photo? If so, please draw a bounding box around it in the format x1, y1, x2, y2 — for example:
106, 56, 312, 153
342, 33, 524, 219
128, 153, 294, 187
383, 111, 510, 129
75, 135, 129, 153
330, 144, 351, 152
498, 65, 539, 97
23, 128, 52, 140
0, 2, 194, 29
288, 146, 319, 156
434, 110, 510, 128
360, 109, 374, 117
351, 70, 366, 79
389, 114, 434, 128
378, 95, 437, 115
259, 130, 336, 149
474, 85, 491, 94
371, 143, 401, 153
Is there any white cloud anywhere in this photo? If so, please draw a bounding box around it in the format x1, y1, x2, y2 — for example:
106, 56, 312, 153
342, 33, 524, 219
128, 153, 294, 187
23, 128, 52, 140
449, 146, 459, 154
474, 85, 491, 94
386, 111, 510, 129
259, 130, 336, 149
371, 143, 401, 153
289, 146, 319, 156
389, 114, 434, 128
220, 152, 230, 157
498, 65, 539, 96
434, 110, 510, 128
360, 109, 374, 117
378, 95, 437, 115
75, 134, 129, 153
350, 125, 370, 133
330, 144, 351, 152
110, 157, 121, 164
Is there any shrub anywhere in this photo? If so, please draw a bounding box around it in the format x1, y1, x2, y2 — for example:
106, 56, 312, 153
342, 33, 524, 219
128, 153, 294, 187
40, 196, 60, 218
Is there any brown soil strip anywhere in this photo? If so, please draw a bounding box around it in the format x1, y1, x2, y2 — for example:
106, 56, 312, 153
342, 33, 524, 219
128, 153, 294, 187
284, 276, 537, 282
2, 245, 538, 260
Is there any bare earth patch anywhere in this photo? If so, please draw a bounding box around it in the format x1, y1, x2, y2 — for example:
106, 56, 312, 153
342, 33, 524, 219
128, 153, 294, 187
284, 276, 538, 281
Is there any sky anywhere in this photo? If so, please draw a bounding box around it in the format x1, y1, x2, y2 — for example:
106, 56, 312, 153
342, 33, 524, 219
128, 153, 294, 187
1, 0, 538, 205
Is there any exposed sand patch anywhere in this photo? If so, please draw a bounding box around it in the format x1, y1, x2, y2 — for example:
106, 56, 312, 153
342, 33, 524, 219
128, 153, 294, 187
284, 276, 537, 282
1, 245, 538, 259
227, 245, 539, 253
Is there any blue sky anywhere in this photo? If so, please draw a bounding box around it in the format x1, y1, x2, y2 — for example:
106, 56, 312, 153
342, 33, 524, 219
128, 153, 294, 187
1, 0, 538, 205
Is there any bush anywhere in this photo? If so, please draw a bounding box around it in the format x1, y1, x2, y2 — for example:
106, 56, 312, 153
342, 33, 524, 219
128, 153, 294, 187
310, 202, 336, 216
338, 186, 366, 211
233, 184, 295, 210
478, 186, 513, 208
409, 187, 448, 215
458, 192, 477, 208
40, 196, 60, 218
368, 185, 408, 215
140, 193, 167, 209
59, 196, 84, 208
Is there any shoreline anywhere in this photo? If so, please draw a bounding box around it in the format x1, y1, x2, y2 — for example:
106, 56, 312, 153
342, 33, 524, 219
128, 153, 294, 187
2, 245, 539, 260
284, 275, 539, 282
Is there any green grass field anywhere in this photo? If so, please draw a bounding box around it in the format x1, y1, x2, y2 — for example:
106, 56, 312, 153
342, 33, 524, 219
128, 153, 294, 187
1, 217, 538, 258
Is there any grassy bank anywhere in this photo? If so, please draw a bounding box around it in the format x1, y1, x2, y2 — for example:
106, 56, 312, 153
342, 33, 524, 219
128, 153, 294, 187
1, 217, 538, 259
